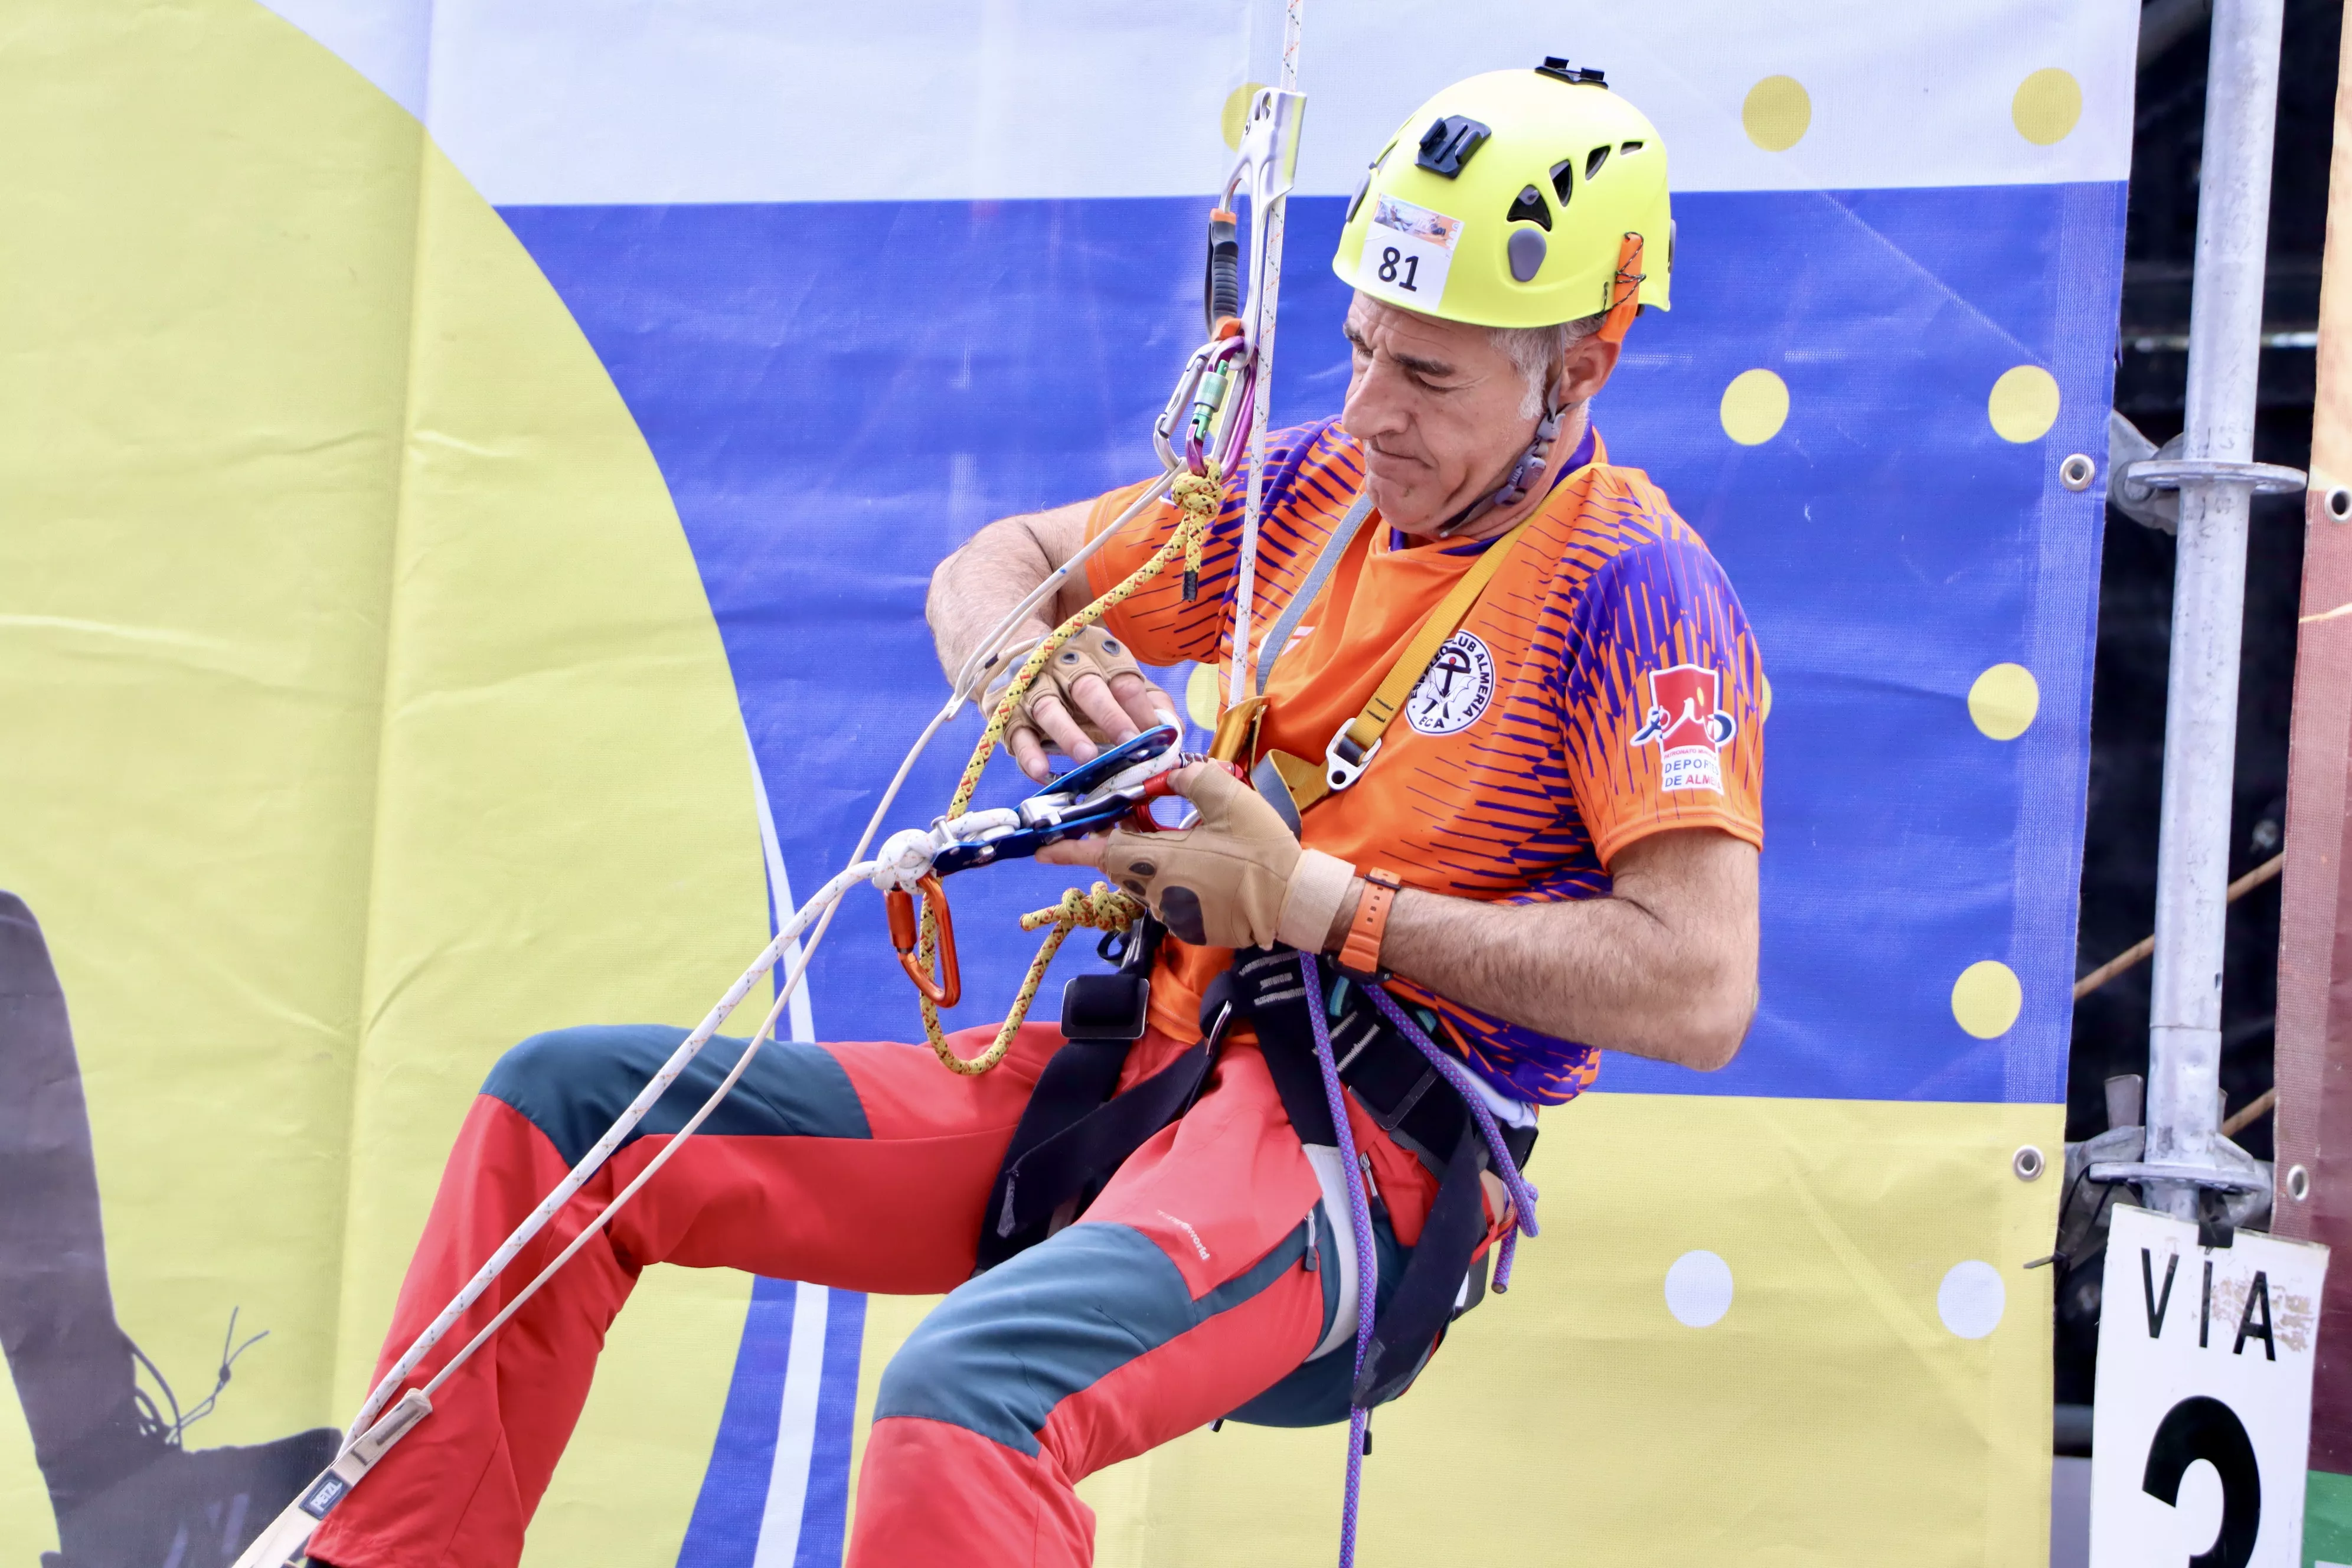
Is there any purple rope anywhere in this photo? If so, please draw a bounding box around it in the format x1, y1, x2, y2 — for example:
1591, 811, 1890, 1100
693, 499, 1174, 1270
1362, 986, 1540, 1290
1298, 952, 1375, 1568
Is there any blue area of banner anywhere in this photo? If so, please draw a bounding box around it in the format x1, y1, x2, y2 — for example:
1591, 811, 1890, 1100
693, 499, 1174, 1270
677, 1280, 867, 1564
502, 182, 2122, 1106
680, 1276, 799, 1562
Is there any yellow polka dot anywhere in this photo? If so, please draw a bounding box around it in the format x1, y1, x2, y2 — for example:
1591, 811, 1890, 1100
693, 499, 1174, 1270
1719, 368, 1789, 446
2011, 68, 2083, 146
1742, 76, 1811, 152
1987, 365, 2060, 443
1967, 664, 2039, 740
1185, 663, 1223, 729
1952, 961, 2023, 1040
1759, 674, 1773, 723
1221, 83, 1268, 151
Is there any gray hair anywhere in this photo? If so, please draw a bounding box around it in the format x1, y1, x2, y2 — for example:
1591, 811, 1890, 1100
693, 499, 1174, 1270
1491, 311, 1608, 419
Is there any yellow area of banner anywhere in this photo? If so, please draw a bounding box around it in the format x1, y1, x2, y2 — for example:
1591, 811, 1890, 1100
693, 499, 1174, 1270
0, 1, 768, 1560
848, 1093, 2060, 1566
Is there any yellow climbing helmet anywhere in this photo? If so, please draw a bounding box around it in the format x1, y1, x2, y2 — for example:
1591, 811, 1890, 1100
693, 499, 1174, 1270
1332, 58, 1672, 334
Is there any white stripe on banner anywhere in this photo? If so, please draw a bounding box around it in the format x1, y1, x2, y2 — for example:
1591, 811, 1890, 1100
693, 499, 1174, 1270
753, 1282, 832, 1567
261, 0, 2134, 203
746, 730, 815, 1046
746, 731, 827, 1563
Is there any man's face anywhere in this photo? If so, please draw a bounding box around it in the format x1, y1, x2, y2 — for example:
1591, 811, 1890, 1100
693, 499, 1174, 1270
1336, 293, 1541, 536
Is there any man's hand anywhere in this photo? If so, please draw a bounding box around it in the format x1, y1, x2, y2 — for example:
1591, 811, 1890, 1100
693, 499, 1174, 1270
1039, 764, 1355, 949
997, 627, 1177, 783
926, 501, 1178, 782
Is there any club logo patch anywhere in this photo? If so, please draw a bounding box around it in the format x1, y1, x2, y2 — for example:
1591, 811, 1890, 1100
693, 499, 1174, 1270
1406, 632, 1496, 736
1628, 664, 1736, 793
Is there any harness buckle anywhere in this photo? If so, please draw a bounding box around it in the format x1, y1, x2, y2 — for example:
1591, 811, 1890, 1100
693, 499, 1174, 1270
1322, 722, 1381, 793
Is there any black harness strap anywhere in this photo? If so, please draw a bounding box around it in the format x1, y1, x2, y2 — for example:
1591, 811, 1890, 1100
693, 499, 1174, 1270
976, 1037, 1216, 1270
973, 919, 1235, 1273
972, 1036, 1131, 1272
969, 934, 1540, 1410
1229, 945, 1533, 1409
1354, 1111, 1487, 1406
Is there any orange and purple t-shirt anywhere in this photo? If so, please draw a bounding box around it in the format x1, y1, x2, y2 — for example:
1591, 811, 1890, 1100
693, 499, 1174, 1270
1086, 418, 1765, 1105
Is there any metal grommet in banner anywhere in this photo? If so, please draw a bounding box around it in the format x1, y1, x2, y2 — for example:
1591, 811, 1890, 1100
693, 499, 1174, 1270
2059, 453, 2096, 491
2012, 1145, 2046, 1181
2325, 485, 2351, 524
2287, 1164, 2311, 1202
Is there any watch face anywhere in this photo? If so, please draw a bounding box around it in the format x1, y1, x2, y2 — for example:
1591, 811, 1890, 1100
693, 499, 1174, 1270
1406, 631, 1497, 736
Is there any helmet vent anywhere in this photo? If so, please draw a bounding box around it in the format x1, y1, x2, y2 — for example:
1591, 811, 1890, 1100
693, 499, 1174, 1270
1505, 185, 1553, 232
1619, 141, 1645, 154
1548, 159, 1575, 207
1585, 145, 1611, 181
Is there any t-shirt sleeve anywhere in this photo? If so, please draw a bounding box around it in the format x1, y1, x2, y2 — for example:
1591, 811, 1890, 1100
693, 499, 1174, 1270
1077, 479, 1224, 666
1081, 423, 1331, 667
1557, 536, 1766, 866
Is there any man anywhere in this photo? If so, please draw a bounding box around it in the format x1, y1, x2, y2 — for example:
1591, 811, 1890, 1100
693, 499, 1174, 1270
312, 63, 1760, 1568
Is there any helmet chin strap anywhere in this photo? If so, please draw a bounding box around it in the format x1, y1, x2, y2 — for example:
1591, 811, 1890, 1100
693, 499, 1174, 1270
1435, 401, 1563, 538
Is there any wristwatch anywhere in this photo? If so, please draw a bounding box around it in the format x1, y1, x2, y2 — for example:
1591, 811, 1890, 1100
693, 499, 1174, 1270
1336, 868, 1404, 980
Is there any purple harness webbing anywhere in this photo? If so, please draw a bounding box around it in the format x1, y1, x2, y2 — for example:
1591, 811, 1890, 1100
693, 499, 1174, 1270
1296, 953, 1546, 1566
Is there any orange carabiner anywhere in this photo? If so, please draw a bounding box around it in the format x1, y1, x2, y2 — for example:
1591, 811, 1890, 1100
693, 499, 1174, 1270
884, 872, 962, 1008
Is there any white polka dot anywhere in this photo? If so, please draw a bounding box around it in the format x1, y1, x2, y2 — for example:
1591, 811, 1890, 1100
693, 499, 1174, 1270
1664, 1250, 1734, 1327
1937, 1260, 2005, 1339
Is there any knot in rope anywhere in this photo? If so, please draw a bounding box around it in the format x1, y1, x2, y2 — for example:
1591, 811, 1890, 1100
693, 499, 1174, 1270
918, 882, 1144, 1077
1171, 463, 1217, 600
1021, 882, 1145, 936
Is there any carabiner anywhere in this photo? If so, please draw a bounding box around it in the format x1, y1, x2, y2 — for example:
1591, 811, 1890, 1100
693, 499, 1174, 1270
884, 872, 961, 1008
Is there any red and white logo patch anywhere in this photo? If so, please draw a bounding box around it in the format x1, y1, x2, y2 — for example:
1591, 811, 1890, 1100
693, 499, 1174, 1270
1628, 664, 1736, 794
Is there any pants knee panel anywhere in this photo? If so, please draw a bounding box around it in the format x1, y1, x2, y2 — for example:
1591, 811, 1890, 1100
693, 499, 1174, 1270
482, 1024, 870, 1167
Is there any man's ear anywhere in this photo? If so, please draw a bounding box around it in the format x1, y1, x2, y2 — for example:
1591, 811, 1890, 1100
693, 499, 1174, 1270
1559, 332, 1623, 406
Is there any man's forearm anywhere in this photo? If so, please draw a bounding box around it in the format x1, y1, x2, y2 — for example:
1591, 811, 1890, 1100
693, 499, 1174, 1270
1321, 832, 1759, 1070
927, 517, 1053, 686
926, 501, 1094, 686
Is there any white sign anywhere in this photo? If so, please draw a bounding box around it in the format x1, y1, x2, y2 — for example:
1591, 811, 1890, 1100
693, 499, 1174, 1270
1354, 192, 1461, 312
2090, 1206, 2329, 1568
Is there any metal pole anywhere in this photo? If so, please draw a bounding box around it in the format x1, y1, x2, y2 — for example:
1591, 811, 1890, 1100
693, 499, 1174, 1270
2141, 0, 2287, 1221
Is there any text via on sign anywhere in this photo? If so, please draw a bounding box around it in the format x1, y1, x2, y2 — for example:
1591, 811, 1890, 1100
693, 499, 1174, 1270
2089, 1206, 2329, 1568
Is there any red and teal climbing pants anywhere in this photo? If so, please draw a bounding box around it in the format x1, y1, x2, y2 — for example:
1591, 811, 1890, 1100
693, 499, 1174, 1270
309, 1019, 1442, 1568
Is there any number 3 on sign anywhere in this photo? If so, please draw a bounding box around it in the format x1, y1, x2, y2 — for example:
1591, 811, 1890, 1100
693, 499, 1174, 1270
1357, 193, 1461, 309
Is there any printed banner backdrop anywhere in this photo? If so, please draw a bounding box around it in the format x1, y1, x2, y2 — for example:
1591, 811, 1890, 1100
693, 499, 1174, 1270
0, 1, 2133, 1563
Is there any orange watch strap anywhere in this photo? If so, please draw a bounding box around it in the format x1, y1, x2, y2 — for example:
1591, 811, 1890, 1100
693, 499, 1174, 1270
1337, 868, 1404, 979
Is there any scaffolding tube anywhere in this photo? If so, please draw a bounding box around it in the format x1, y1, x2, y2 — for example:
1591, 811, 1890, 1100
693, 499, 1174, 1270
2138, 0, 2293, 1221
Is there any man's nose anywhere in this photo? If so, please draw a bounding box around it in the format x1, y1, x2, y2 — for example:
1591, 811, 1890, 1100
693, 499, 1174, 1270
1338, 362, 1407, 440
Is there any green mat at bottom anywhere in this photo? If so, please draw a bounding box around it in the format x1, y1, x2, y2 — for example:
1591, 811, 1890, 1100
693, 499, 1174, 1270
2308, 1470, 2352, 1567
